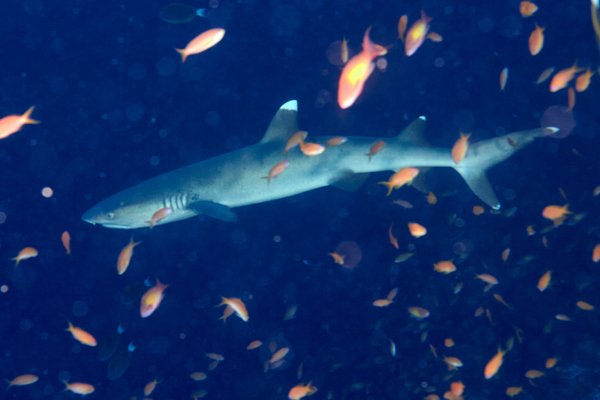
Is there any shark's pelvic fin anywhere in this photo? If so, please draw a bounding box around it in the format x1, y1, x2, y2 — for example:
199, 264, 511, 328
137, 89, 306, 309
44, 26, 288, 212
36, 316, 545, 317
394, 116, 429, 147
259, 100, 299, 144
328, 170, 371, 192
188, 201, 238, 222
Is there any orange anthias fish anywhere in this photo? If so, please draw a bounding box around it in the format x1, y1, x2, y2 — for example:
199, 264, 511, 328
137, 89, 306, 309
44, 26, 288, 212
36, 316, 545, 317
328, 252, 344, 265
405, 10, 433, 56
388, 224, 399, 249
506, 386, 523, 397
284, 131, 308, 153
397, 15, 408, 41
484, 347, 506, 379
66, 321, 97, 346
500, 67, 509, 91
326, 137, 347, 146
61, 231, 71, 254
262, 161, 290, 185
550, 62, 584, 92
0, 106, 39, 140
535, 67, 555, 84
593, 243, 600, 262
218, 305, 235, 323
140, 278, 169, 318
426, 32, 443, 42
575, 68, 594, 92
451, 132, 470, 164
337, 27, 387, 109
520, 1, 538, 17
528, 23, 545, 55
537, 270, 552, 291
379, 167, 419, 196
217, 297, 249, 322
341, 37, 349, 64
270, 347, 290, 364
408, 222, 427, 238
542, 204, 570, 221
62, 381, 95, 395
434, 260, 456, 274
6, 374, 39, 389
175, 28, 226, 62
11, 247, 38, 266
300, 142, 325, 156
144, 379, 159, 396
146, 207, 172, 228
408, 306, 430, 320
373, 299, 393, 307
117, 237, 141, 275
567, 87, 576, 112
366, 140, 386, 161
288, 382, 318, 400
247, 340, 262, 350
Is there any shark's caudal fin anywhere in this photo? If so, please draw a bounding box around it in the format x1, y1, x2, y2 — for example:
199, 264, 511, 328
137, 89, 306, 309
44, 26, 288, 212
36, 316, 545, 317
260, 100, 299, 144
454, 127, 558, 210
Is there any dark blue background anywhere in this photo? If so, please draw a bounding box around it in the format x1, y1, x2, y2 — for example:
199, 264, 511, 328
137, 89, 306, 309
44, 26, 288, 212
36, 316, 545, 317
1, 0, 599, 399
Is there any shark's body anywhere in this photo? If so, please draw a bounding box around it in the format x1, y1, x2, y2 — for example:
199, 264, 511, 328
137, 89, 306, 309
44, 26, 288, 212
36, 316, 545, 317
82, 100, 556, 229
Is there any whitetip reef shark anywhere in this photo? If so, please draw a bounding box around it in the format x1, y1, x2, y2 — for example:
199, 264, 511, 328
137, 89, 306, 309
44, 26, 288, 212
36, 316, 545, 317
82, 100, 557, 229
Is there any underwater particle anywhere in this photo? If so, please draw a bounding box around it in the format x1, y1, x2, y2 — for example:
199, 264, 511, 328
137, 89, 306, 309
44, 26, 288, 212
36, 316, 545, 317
159, 3, 207, 24
0, 285, 7, 293
41, 187, 53, 197
333, 241, 362, 269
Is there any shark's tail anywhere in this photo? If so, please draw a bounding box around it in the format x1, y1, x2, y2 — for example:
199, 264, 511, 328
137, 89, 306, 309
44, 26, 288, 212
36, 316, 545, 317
453, 127, 558, 209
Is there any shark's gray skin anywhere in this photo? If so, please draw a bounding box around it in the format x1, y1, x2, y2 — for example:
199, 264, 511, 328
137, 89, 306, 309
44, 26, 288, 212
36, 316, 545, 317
82, 100, 557, 229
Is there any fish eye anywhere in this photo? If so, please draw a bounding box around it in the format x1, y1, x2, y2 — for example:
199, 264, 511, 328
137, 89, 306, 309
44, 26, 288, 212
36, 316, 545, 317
105, 213, 115, 220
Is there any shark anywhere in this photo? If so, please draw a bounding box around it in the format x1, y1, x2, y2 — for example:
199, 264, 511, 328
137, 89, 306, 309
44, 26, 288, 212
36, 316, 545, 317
82, 100, 557, 229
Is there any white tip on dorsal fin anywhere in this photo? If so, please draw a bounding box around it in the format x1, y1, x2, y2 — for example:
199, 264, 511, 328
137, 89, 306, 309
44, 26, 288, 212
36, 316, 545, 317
280, 100, 297, 111
260, 100, 299, 144
419, 116, 426, 121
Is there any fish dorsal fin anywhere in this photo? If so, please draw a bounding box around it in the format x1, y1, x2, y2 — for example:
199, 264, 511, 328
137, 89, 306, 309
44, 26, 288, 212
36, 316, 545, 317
395, 116, 429, 147
260, 100, 299, 144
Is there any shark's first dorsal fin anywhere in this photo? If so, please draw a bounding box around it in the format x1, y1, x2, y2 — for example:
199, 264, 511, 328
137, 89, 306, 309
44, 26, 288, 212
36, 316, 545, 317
260, 100, 299, 144
394, 116, 429, 147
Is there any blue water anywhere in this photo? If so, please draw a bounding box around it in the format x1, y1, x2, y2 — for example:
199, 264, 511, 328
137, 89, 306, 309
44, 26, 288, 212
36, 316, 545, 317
1, 1, 599, 399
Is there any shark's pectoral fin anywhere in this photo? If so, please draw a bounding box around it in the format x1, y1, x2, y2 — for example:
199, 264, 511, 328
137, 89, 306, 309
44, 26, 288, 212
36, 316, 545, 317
328, 170, 371, 192
189, 201, 238, 222
454, 167, 500, 210
410, 167, 430, 194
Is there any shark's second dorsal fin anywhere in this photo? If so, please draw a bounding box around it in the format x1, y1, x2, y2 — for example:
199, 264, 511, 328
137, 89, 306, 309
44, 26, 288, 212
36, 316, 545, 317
394, 116, 429, 147
260, 100, 299, 144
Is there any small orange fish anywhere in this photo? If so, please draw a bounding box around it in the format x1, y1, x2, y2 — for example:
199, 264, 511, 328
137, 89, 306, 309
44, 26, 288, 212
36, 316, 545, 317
66, 321, 97, 346
429, 344, 438, 359
575, 68, 594, 92
387, 288, 398, 301
388, 224, 399, 249
146, 207, 172, 228
576, 300, 594, 310
379, 167, 419, 196
144, 379, 159, 396
445, 338, 455, 347
408, 306, 430, 320
494, 294, 512, 309
140, 278, 169, 318
502, 248, 510, 262
392, 199, 413, 208
373, 299, 393, 307
484, 347, 506, 379
426, 32, 443, 42
326, 137, 347, 146
476, 273, 498, 285
175, 28, 226, 63
408, 222, 427, 238
405, 10, 432, 56
288, 382, 318, 400
525, 370, 545, 378
190, 372, 207, 381
300, 142, 325, 156
206, 353, 225, 361
366, 140, 386, 162
262, 161, 289, 185
328, 252, 344, 265
6, 374, 38, 389
61, 231, 71, 255
550, 62, 584, 92
337, 27, 387, 109
11, 247, 38, 266
397, 15, 408, 41
433, 260, 456, 274
500, 68, 509, 91
473, 205, 485, 215
535, 67, 555, 84
117, 237, 141, 275
475, 307, 484, 317
520, 1, 538, 17
247, 340, 262, 350
62, 381, 95, 395
452, 132, 470, 164
555, 314, 571, 321
567, 87, 575, 112
528, 23, 545, 55
426, 192, 437, 204
542, 204, 570, 221
450, 381, 465, 397
0, 106, 39, 140
217, 297, 249, 322
527, 225, 536, 235
443, 356, 463, 371
270, 347, 290, 364
537, 270, 552, 291
506, 386, 523, 397
284, 131, 308, 153
545, 357, 558, 368
424, 395, 440, 400
341, 37, 349, 64
219, 305, 235, 324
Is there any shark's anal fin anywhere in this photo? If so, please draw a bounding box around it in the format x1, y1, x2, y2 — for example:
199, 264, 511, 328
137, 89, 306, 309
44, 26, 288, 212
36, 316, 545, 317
189, 201, 238, 222
454, 167, 500, 210
259, 100, 299, 144
328, 170, 371, 192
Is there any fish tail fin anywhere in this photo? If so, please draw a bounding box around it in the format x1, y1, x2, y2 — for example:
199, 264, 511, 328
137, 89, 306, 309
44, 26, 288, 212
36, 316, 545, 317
377, 181, 394, 196
453, 127, 557, 209
217, 296, 228, 307
22, 106, 40, 125
61, 380, 69, 391
174, 48, 187, 63
5, 380, 12, 391
10, 257, 19, 267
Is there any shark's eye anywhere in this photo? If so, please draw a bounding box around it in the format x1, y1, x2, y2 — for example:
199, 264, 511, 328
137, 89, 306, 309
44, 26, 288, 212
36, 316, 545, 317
105, 213, 115, 220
